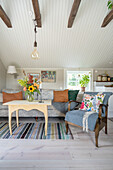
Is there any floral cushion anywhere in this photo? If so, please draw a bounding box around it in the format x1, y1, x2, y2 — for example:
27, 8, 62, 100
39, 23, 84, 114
95, 93, 105, 113
80, 93, 105, 113
80, 94, 96, 112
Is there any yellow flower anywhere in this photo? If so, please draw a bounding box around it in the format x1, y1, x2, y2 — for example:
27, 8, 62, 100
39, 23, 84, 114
28, 86, 34, 92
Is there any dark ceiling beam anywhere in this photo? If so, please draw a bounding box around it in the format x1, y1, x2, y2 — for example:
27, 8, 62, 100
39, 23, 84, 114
32, 0, 42, 27
0, 5, 12, 28
68, 0, 81, 28
101, 9, 113, 27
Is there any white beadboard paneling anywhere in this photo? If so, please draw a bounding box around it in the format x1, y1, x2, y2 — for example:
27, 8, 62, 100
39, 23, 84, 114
0, 0, 113, 68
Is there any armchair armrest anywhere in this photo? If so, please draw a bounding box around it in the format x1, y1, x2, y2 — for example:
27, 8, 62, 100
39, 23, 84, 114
68, 101, 82, 111
98, 104, 108, 119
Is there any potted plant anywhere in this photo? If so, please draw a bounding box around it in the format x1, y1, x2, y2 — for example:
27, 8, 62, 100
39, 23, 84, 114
79, 74, 90, 92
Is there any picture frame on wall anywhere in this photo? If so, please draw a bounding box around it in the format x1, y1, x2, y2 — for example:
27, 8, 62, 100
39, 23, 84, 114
27, 73, 40, 81
41, 71, 56, 83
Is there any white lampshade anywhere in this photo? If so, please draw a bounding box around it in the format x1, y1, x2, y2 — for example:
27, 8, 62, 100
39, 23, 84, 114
7, 66, 17, 74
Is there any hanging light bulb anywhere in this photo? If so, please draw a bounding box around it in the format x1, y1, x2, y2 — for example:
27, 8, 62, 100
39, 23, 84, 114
31, 25, 39, 59
31, 41, 39, 59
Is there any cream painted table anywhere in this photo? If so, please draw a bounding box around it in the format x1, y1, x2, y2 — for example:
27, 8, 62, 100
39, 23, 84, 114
3, 100, 51, 136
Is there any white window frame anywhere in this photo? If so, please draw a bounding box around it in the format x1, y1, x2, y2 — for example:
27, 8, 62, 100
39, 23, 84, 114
66, 71, 91, 91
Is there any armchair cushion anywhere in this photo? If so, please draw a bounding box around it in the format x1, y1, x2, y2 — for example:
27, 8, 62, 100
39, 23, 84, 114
65, 110, 98, 131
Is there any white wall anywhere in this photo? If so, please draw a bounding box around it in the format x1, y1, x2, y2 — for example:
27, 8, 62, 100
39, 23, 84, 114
6, 68, 64, 90
0, 58, 6, 92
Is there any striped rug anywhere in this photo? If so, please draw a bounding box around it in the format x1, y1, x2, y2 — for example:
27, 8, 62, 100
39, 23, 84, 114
109, 118, 113, 122
0, 122, 73, 139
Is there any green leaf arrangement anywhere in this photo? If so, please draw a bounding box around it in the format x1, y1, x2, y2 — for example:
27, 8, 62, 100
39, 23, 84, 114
107, 1, 113, 10
18, 79, 28, 87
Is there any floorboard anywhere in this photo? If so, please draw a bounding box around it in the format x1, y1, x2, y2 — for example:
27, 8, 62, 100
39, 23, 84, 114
0, 119, 113, 169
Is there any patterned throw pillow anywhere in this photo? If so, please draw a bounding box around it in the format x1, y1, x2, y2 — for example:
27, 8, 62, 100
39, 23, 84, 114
68, 90, 79, 101
80, 93, 105, 113
80, 94, 96, 112
95, 93, 105, 113
54, 89, 68, 102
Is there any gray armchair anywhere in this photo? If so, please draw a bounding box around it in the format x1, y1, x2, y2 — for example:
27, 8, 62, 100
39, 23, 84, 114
65, 92, 112, 147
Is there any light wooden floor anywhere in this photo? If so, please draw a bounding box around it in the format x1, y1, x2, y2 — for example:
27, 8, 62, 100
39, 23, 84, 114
0, 119, 113, 170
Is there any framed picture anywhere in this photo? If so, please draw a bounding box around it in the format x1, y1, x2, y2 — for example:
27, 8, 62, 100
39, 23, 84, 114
27, 73, 40, 81
41, 71, 56, 83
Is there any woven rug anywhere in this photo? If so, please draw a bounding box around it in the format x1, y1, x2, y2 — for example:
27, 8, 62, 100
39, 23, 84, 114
0, 122, 73, 139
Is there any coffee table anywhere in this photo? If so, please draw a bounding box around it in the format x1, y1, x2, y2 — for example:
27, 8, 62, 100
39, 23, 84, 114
3, 100, 51, 136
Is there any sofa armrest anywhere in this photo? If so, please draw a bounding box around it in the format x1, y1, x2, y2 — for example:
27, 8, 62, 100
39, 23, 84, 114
68, 101, 82, 111
98, 104, 108, 119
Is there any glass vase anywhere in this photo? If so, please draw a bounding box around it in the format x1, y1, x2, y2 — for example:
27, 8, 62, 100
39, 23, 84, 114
27, 93, 34, 102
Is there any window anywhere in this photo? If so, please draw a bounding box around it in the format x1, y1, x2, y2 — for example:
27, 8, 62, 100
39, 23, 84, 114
67, 71, 91, 91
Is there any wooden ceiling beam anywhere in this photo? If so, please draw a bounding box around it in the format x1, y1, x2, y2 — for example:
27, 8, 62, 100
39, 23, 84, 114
32, 0, 42, 27
101, 9, 113, 27
0, 5, 12, 28
68, 0, 81, 28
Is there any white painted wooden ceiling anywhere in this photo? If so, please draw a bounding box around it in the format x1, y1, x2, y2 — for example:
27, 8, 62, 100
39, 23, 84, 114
0, 0, 113, 69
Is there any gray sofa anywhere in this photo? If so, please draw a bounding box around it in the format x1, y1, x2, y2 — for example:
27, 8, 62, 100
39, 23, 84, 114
0, 89, 81, 117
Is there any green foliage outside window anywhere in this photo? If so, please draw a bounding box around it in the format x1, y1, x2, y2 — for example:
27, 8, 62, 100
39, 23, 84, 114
68, 82, 76, 86
69, 74, 76, 81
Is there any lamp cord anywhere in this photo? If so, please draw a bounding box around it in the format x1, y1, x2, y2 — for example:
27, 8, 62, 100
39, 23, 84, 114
34, 26, 37, 42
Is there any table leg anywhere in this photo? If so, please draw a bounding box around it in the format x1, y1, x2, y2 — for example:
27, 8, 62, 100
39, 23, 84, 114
16, 110, 19, 127
9, 106, 12, 135
44, 106, 48, 136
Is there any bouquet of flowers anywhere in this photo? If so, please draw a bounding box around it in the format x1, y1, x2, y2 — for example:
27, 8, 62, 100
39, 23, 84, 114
18, 71, 41, 102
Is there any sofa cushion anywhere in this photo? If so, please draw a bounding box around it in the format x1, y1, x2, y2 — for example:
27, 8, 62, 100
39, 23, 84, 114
48, 101, 78, 113
51, 102, 68, 113
68, 90, 79, 101
38, 89, 53, 100
0, 102, 8, 110
0, 93, 3, 102
53, 89, 68, 102
2, 91, 23, 103
2, 89, 21, 93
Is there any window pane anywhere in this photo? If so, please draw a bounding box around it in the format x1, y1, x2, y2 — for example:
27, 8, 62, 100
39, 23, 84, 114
67, 71, 91, 91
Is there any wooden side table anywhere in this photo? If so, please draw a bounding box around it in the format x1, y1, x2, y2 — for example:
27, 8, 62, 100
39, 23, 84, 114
3, 100, 51, 136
